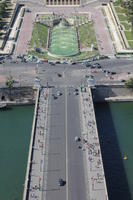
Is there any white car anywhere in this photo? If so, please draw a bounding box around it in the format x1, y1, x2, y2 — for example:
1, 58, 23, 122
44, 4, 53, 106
75, 136, 81, 142
56, 91, 62, 96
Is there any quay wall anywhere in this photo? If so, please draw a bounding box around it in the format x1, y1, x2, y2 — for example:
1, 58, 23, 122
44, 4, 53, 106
0, 87, 36, 105
92, 85, 133, 102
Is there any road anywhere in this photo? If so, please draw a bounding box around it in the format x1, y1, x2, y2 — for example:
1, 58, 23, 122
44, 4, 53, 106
44, 87, 88, 200
0, 58, 133, 87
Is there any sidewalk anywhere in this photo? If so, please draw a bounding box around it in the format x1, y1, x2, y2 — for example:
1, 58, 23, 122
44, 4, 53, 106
93, 8, 114, 56
14, 12, 35, 57
23, 88, 49, 200
80, 87, 108, 200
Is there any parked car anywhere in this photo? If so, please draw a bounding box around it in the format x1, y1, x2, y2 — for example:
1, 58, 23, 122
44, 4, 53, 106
92, 63, 101, 68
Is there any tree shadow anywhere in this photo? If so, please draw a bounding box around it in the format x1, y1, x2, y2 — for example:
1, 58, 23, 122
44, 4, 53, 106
94, 102, 132, 200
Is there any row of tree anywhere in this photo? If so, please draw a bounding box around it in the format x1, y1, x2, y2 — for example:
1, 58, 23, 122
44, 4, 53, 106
0, 0, 7, 19
0, 0, 7, 29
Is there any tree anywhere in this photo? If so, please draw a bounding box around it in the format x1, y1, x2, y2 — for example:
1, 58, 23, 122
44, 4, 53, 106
5, 75, 15, 100
125, 78, 133, 88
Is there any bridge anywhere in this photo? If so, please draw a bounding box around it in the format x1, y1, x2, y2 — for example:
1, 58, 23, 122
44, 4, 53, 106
23, 86, 109, 200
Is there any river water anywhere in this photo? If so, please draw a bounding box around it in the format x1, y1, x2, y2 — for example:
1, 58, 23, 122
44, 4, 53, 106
0, 105, 34, 200
95, 102, 133, 200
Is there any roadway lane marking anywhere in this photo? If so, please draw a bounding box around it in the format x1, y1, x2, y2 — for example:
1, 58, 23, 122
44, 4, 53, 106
65, 87, 68, 200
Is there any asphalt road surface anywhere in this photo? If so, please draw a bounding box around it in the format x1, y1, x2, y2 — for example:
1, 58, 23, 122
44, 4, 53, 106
45, 87, 88, 200
0, 58, 133, 87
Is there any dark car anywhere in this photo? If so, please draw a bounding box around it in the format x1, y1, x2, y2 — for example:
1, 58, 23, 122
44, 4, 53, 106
58, 178, 65, 186
111, 71, 116, 75
57, 73, 62, 77
92, 63, 101, 68
85, 62, 92, 68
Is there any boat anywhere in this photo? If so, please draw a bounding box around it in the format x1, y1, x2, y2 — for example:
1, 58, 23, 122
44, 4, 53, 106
123, 155, 128, 160
0, 103, 7, 109
0, 103, 11, 111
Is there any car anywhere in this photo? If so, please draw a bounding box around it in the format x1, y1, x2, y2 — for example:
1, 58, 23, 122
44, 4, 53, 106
92, 63, 101, 68
57, 73, 62, 77
111, 71, 116, 75
74, 91, 79, 95
56, 91, 62, 96
74, 88, 79, 92
74, 88, 79, 95
71, 62, 76, 65
75, 136, 81, 142
55, 61, 60, 64
85, 63, 92, 68
52, 94, 57, 99
58, 178, 65, 186
121, 79, 126, 82
25, 8, 31, 12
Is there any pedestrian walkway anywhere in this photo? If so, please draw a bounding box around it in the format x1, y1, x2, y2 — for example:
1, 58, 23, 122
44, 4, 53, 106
23, 88, 49, 200
93, 8, 114, 56
80, 87, 108, 200
14, 12, 35, 57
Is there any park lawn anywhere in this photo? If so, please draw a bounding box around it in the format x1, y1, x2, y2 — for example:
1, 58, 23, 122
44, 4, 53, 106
78, 22, 97, 49
114, 6, 126, 13
121, 21, 131, 31
117, 13, 127, 21
70, 51, 99, 62
30, 22, 48, 49
128, 41, 133, 48
125, 31, 133, 40
114, 1, 120, 6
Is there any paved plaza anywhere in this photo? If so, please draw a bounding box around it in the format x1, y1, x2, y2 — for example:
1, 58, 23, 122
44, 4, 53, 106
14, 12, 35, 57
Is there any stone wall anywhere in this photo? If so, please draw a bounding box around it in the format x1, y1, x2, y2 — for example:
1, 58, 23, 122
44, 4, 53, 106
0, 87, 36, 104
92, 85, 133, 102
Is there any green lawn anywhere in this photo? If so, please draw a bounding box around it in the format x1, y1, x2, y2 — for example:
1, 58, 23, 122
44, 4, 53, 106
114, 3, 133, 48
125, 31, 133, 40
29, 18, 98, 60
30, 22, 48, 49
78, 22, 97, 49
121, 21, 131, 31
114, 6, 126, 13
117, 13, 127, 21
70, 51, 99, 62
128, 41, 133, 48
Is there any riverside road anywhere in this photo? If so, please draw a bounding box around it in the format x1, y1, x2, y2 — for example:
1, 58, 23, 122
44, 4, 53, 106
0, 58, 133, 87
44, 87, 88, 200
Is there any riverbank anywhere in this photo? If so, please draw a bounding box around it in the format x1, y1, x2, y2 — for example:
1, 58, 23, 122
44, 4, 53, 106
92, 85, 133, 102
0, 86, 36, 105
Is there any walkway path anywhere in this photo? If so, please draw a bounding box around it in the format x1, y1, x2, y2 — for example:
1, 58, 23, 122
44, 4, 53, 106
93, 8, 114, 56
14, 12, 35, 57
80, 87, 109, 200
23, 88, 49, 200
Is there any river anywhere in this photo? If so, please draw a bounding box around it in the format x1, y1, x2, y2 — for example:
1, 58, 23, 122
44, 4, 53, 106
95, 102, 133, 200
0, 105, 34, 200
